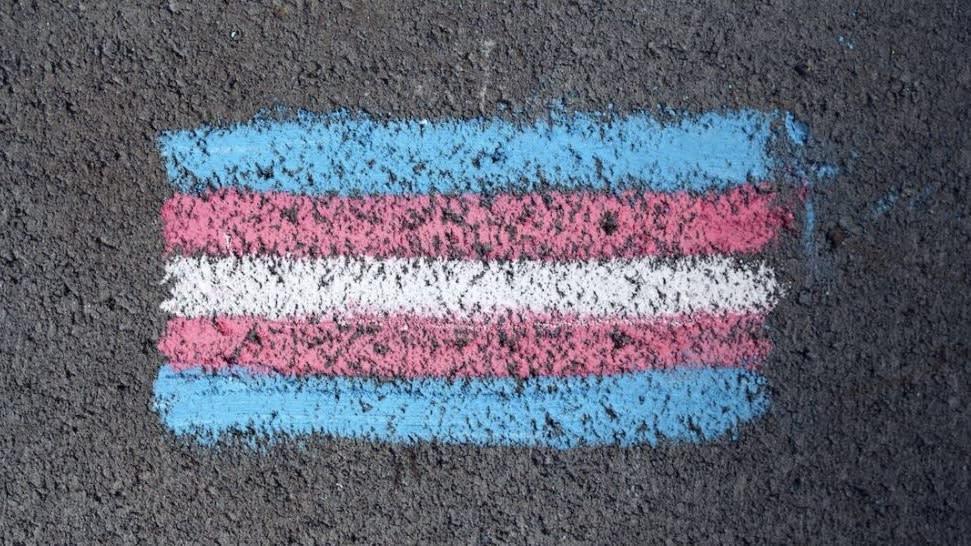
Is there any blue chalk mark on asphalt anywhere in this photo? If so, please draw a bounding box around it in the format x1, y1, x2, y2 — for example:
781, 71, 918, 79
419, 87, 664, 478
803, 194, 817, 258
870, 193, 900, 218
159, 110, 785, 195
837, 35, 856, 50
868, 186, 933, 220
815, 164, 839, 179
153, 365, 768, 448
784, 113, 809, 147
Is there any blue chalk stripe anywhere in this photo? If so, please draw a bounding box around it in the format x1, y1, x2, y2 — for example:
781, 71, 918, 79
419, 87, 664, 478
153, 366, 768, 448
159, 110, 785, 196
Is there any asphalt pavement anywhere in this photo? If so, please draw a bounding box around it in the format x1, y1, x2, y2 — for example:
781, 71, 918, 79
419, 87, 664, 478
1, 1, 969, 543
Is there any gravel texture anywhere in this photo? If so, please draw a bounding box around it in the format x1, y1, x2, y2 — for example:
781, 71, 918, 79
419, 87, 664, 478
1, 1, 969, 543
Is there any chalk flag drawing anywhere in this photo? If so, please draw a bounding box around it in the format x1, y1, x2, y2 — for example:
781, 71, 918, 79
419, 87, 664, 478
153, 109, 808, 448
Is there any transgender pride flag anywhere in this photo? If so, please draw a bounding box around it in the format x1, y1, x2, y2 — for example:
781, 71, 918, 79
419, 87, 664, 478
153, 109, 803, 448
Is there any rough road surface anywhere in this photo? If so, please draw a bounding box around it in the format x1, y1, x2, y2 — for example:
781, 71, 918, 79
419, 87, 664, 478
2, 2, 969, 544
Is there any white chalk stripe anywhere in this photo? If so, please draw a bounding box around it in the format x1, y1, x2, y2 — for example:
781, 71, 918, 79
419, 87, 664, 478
161, 255, 781, 319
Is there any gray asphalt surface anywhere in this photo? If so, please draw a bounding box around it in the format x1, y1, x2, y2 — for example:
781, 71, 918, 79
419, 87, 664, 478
2, 1, 969, 544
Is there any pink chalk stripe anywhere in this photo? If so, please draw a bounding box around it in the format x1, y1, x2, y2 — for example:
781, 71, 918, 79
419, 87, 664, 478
160, 311, 770, 378
162, 185, 792, 260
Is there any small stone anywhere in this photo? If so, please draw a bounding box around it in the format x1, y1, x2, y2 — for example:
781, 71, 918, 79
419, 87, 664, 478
826, 225, 847, 248
798, 291, 812, 306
